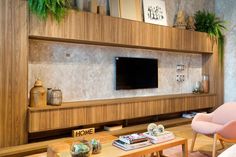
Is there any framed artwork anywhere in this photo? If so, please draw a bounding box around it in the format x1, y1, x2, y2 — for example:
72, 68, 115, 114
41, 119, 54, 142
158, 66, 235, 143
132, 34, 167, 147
119, 0, 142, 21
143, 0, 167, 26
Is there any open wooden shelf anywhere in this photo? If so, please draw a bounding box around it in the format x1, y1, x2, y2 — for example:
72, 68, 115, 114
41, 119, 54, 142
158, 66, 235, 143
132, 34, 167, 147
29, 11, 213, 54
29, 93, 216, 111
28, 93, 216, 133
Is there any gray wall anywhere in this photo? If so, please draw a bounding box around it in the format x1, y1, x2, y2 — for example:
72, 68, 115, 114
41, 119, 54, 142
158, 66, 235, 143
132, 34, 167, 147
165, 0, 214, 26
215, 0, 236, 102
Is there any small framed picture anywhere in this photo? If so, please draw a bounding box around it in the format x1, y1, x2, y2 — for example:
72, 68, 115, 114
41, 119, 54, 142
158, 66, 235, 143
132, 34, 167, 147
143, 0, 167, 26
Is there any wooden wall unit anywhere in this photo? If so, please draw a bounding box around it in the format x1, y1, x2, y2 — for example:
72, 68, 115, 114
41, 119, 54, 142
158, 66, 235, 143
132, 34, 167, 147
27, 10, 223, 133
28, 94, 216, 132
29, 11, 212, 54
0, 2, 222, 148
0, 0, 28, 147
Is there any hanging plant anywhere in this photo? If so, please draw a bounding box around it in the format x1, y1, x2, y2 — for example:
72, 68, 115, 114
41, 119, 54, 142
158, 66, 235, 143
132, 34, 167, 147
194, 10, 226, 63
28, 0, 71, 22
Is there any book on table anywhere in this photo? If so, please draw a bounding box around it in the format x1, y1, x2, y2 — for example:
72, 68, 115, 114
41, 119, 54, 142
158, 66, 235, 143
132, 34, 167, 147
113, 139, 152, 151
143, 131, 175, 144
113, 132, 175, 151
113, 133, 152, 151
118, 133, 148, 144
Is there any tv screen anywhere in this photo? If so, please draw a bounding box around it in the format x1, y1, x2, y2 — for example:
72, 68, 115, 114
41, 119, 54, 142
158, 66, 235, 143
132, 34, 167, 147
115, 57, 158, 90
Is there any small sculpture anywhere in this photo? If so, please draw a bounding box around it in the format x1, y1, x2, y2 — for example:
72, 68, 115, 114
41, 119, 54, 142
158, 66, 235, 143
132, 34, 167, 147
147, 123, 158, 135
174, 10, 187, 29
147, 123, 165, 136
186, 16, 196, 31
192, 81, 203, 94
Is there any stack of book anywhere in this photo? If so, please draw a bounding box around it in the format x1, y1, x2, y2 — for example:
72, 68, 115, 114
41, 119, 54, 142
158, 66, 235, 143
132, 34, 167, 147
113, 133, 152, 151
143, 131, 175, 144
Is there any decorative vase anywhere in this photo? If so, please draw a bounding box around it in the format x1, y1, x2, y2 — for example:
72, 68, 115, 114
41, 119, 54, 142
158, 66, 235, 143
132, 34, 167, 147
91, 139, 102, 154
30, 79, 47, 107
202, 75, 209, 93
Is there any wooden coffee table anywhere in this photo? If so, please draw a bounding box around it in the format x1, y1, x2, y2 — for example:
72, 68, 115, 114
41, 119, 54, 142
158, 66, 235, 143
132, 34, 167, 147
27, 135, 188, 157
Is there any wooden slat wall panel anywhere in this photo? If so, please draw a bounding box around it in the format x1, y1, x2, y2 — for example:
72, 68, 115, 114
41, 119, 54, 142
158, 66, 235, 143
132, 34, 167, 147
28, 95, 216, 133
29, 11, 213, 53
0, 0, 28, 148
202, 40, 223, 107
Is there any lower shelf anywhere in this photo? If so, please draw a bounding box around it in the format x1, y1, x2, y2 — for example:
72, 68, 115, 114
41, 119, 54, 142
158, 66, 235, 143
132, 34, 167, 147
28, 93, 216, 133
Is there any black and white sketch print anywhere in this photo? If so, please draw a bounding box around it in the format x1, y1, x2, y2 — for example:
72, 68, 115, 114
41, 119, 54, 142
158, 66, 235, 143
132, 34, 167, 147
143, 0, 167, 26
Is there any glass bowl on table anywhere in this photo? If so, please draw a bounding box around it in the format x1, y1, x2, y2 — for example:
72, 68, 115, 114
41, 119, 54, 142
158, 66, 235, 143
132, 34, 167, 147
71, 140, 92, 157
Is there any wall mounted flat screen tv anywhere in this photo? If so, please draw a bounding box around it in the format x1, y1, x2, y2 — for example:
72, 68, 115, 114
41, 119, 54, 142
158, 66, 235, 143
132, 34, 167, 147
115, 57, 158, 90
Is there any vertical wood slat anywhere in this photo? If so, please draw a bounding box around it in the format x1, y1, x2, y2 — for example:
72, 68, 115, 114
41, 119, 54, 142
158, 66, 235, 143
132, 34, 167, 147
29, 11, 213, 54
0, 0, 28, 148
28, 94, 216, 133
202, 39, 223, 107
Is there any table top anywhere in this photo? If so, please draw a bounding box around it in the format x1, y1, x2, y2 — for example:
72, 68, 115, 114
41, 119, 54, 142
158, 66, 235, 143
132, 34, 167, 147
93, 137, 187, 157
27, 134, 187, 157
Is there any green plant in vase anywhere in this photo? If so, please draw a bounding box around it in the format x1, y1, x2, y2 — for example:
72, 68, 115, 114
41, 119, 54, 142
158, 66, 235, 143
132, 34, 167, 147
194, 10, 226, 63
28, 0, 71, 22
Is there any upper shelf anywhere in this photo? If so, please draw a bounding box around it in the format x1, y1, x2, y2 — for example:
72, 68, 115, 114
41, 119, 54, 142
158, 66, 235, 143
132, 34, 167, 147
29, 10, 213, 54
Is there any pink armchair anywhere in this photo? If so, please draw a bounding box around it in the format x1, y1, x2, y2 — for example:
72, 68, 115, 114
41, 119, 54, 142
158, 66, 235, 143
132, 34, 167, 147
191, 102, 236, 157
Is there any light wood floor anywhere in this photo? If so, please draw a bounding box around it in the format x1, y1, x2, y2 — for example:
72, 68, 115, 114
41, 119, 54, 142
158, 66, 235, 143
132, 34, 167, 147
166, 124, 233, 156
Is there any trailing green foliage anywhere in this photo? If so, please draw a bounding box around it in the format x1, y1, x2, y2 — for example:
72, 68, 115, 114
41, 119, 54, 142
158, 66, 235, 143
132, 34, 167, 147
194, 10, 226, 62
28, 0, 71, 22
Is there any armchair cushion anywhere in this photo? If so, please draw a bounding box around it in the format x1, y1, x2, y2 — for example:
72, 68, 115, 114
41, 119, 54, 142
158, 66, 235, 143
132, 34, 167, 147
192, 113, 213, 122
191, 121, 223, 135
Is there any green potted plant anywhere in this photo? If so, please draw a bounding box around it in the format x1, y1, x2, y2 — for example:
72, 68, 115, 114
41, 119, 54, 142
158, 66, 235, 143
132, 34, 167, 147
28, 0, 71, 22
194, 10, 226, 62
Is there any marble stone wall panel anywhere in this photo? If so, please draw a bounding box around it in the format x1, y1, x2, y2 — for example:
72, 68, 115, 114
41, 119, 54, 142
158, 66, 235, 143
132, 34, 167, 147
29, 40, 202, 102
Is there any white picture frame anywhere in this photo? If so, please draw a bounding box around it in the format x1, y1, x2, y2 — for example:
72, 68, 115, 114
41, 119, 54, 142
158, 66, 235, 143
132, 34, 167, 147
143, 0, 167, 26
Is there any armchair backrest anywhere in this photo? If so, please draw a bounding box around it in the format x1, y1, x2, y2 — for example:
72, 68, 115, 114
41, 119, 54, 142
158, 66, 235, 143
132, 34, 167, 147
212, 102, 236, 125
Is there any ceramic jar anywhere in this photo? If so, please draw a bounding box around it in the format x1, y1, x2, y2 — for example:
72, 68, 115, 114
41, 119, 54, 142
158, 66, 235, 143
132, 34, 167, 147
47, 88, 62, 106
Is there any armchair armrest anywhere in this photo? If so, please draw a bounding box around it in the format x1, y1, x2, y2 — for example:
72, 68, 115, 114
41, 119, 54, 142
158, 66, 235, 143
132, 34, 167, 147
192, 113, 213, 122
218, 120, 236, 139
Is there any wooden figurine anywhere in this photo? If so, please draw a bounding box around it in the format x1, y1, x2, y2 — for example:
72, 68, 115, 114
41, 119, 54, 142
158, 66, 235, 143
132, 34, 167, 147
174, 10, 187, 29
186, 16, 196, 31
